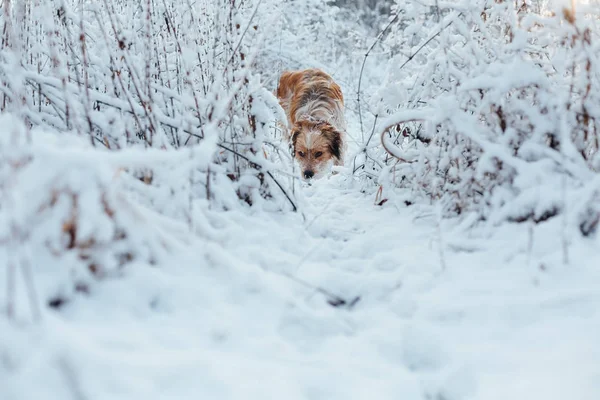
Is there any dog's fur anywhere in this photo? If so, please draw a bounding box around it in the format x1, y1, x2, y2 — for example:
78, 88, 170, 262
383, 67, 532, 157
277, 68, 347, 180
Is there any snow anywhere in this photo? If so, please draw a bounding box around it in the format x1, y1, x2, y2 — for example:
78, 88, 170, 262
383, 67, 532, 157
2, 1, 600, 399
2, 167, 600, 399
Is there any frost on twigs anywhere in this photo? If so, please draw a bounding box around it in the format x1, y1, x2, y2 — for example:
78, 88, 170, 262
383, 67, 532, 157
372, 1, 600, 236
0, 0, 303, 313
0, 0, 297, 214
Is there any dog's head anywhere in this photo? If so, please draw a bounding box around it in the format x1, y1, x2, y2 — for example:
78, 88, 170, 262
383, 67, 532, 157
290, 119, 342, 180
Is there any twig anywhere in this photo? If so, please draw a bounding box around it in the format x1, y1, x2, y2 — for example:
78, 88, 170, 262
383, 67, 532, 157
217, 143, 299, 212
101, 0, 159, 146
357, 13, 399, 142
277, 270, 360, 310
397, 14, 459, 72
78, 12, 95, 146
224, 0, 263, 69
364, 114, 379, 148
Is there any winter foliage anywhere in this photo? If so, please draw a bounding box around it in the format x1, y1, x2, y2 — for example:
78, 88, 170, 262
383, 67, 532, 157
1, 0, 303, 303
374, 0, 600, 238
1, 0, 600, 399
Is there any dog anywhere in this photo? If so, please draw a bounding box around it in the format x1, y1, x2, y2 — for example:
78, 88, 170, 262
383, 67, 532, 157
276, 68, 347, 180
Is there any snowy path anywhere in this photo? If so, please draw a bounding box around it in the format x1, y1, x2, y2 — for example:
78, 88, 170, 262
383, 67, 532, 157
4, 174, 600, 399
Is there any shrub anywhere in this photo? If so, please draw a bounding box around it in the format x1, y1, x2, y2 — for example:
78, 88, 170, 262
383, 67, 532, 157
373, 1, 600, 235
0, 0, 297, 213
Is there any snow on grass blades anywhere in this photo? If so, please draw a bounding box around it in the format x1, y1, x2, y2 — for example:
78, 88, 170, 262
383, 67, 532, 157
0, 0, 298, 213
369, 1, 600, 236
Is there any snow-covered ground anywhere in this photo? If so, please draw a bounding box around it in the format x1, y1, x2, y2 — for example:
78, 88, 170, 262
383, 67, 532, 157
2, 1, 600, 398
2, 166, 599, 399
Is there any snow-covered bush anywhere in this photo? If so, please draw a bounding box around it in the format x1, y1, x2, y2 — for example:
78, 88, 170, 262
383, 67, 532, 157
373, 0, 600, 235
0, 107, 295, 310
0, 0, 296, 213
0, 116, 200, 310
0, 0, 305, 309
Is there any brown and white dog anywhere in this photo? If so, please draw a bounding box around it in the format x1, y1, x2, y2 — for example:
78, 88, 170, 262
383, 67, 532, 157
277, 68, 347, 180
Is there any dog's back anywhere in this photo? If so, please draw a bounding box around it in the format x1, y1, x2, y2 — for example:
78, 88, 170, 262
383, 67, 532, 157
277, 69, 345, 132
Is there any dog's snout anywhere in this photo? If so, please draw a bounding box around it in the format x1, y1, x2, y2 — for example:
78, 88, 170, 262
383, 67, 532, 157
303, 170, 314, 179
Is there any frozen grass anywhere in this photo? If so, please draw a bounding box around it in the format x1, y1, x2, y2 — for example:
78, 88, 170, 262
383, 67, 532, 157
371, 0, 600, 238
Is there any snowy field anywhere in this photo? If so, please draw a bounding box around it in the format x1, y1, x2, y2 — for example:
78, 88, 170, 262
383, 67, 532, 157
2, 169, 600, 399
2, 0, 600, 399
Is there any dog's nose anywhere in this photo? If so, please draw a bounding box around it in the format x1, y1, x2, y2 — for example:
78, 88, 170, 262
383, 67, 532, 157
303, 170, 314, 179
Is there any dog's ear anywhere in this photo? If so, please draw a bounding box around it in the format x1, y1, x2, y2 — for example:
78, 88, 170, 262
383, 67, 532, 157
315, 122, 342, 161
326, 128, 342, 161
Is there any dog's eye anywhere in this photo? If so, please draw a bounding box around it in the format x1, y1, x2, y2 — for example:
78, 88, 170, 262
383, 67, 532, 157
314, 151, 323, 158
298, 151, 305, 158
